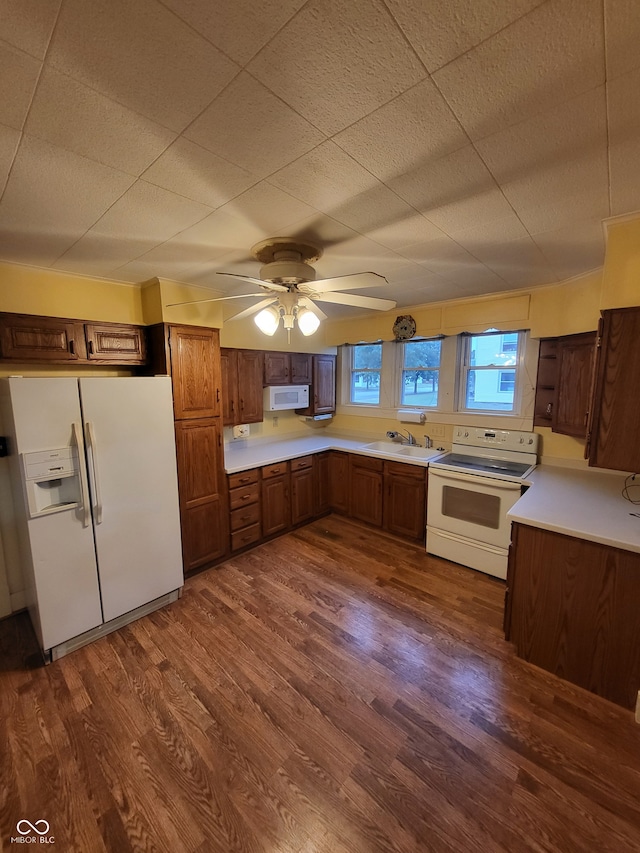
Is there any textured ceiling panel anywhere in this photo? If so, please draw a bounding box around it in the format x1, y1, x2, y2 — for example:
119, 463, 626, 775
0, 0, 637, 317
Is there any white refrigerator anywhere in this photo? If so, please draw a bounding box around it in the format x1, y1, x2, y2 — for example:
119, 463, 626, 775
0, 376, 183, 660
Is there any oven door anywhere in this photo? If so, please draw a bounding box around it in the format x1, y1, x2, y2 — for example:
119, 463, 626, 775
427, 467, 522, 550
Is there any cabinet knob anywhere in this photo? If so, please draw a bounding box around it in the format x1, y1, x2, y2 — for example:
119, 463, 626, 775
546, 403, 553, 415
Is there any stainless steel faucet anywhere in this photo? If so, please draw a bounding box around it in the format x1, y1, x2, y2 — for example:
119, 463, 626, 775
423, 434, 433, 449
386, 429, 418, 445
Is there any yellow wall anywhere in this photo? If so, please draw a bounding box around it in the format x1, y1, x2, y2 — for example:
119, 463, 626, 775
601, 217, 640, 309
529, 271, 602, 338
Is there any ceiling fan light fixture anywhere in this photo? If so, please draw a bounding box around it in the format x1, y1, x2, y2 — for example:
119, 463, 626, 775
254, 306, 279, 336
297, 307, 321, 336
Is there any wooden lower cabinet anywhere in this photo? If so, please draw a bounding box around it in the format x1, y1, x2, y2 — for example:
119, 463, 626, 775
291, 457, 315, 526
383, 461, 427, 541
261, 462, 290, 537
314, 451, 330, 516
175, 418, 228, 571
228, 468, 261, 552
349, 455, 383, 527
506, 522, 640, 710
328, 451, 350, 514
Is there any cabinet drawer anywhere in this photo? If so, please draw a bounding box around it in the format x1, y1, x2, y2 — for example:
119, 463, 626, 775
384, 460, 426, 480
231, 523, 261, 551
230, 502, 261, 532
290, 456, 313, 472
229, 482, 259, 510
228, 468, 259, 489
351, 455, 383, 472
262, 461, 289, 479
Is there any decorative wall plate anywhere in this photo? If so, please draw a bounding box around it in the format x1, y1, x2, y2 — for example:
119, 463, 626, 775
393, 314, 417, 341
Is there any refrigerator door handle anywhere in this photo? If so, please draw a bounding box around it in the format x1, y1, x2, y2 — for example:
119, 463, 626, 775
72, 421, 91, 528
85, 421, 103, 525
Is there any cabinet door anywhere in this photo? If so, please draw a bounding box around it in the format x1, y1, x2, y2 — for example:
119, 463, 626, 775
264, 351, 289, 384
313, 355, 336, 414
291, 466, 315, 525
533, 339, 557, 428
290, 352, 312, 384
328, 451, 349, 513
169, 325, 221, 420
349, 456, 383, 527
174, 418, 227, 571
383, 462, 426, 541
589, 307, 640, 472
315, 451, 330, 516
237, 350, 264, 424
220, 349, 237, 426
261, 473, 290, 536
84, 323, 147, 363
0, 313, 86, 361
553, 332, 595, 437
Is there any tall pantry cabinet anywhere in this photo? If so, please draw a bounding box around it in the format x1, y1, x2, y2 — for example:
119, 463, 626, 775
148, 324, 228, 573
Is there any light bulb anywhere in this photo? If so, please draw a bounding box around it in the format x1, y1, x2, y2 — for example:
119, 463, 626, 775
254, 306, 279, 336
297, 307, 320, 336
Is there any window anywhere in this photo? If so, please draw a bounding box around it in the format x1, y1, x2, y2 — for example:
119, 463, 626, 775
400, 339, 442, 407
350, 343, 382, 405
460, 332, 522, 413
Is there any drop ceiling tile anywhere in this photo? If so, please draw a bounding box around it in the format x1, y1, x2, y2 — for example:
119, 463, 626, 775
0, 0, 61, 59
0, 135, 135, 266
457, 234, 557, 287
247, 0, 426, 136
433, 0, 605, 141
329, 185, 418, 236
283, 213, 360, 250
605, 0, 640, 81
78, 180, 212, 244
532, 218, 605, 280
269, 141, 380, 212
184, 72, 324, 179
0, 42, 41, 131
47, 0, 239, 132
476, 87, 609, 233
407, 281, 468, 304
607, 67, 640, 215
333, 78, 468, 183
160, 0, 307, 66
368, 213, 446, 252
217, 182, 317, 233
142, 137, 257, 208
385, 0, 544, 73
158, 208, 267, 261
25, 68, 177, 175
0, 123, 20, 195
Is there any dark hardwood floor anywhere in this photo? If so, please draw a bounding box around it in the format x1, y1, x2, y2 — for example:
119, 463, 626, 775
1, 514, 640, 852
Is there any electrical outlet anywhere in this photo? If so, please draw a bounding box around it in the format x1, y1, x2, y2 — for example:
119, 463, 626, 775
272, 416, 279, 427
429, 424, 446, 438
636, 690, 640, 724
232, 424, 249, 440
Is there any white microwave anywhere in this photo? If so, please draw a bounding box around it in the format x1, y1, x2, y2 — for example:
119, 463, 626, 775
264, 385, 309, 411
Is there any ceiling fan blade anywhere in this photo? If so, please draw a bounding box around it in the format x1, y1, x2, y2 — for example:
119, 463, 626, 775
300, 271, 388, 294
226, 297, 278, 322
315, 291, 397, 311
217, 272, 289, 292
166, 293, 268, 307
298, 296, 327, 321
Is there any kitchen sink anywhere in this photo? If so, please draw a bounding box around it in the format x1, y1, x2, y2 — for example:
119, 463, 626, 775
362, 441, 445, 460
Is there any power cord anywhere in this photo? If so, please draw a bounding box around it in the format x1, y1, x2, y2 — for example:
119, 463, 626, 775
622, 473, 640, 505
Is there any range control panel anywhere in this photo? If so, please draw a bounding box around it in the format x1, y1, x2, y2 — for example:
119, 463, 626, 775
452, 427, 539, 453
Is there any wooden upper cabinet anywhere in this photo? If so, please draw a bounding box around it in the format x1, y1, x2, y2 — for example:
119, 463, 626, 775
169, 325, 221, 420
297, 354, 336, 416
0, 313, 148, 364
533, 332, 595, 438
220, 348, 236, 426
588, 307, 640, 472
290, 352, 312, 384
84, 323, 146, 363
263, 351, 290, 384
221, 348, 264, 426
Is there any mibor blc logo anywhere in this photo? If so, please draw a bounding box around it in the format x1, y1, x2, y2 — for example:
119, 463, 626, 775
10, 820, 55, 844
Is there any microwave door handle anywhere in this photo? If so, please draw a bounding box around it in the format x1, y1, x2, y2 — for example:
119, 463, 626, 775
85, 421, 103, 524
72, 421, 91, 528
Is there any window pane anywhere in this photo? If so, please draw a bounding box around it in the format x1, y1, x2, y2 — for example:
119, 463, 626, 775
469, 333, 518, 367
403, 339, 441, 369
401, 370, 439, 406
353, 344, 382, 369
465, 368, 515, 411
351, 371, 380, 404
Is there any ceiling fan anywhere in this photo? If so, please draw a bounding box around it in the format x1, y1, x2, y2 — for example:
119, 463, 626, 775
167, 237, 397, 337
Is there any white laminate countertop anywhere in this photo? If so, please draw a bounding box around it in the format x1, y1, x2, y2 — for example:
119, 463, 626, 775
508, 465, 640, 554
224, 434, 447, 474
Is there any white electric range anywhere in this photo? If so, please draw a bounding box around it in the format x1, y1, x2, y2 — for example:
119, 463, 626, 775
426, 427, 538, 579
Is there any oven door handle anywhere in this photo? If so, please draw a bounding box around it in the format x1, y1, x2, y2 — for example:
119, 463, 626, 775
429, 468, 521, 490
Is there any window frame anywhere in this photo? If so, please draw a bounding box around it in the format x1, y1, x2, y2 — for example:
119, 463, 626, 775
348, 342, 383, 406
457, 331, 526, 416
398, 337, 443, 409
